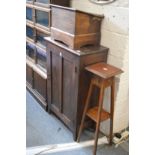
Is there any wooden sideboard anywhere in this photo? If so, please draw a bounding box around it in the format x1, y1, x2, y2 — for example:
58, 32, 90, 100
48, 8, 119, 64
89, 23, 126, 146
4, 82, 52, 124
45, 37, 109, 140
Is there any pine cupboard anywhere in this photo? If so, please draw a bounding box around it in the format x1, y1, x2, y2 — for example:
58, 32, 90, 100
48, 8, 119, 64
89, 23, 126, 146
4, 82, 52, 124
45, 37, 108, 140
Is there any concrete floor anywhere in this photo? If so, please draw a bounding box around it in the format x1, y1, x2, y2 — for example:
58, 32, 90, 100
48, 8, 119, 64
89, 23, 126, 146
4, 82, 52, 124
26, 91, 129, 155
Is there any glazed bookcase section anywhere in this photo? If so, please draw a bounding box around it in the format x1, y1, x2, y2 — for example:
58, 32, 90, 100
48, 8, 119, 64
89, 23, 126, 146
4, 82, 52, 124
34, 5, 51, 31
51, 5, 103, 50
34, 0, 70, 8
36, 27, 50, 49
26, 41, 36, 62
36, 47, 47, 73
26, 24, 35, 42
26, 60, 47, 110
26, 4, 34, 25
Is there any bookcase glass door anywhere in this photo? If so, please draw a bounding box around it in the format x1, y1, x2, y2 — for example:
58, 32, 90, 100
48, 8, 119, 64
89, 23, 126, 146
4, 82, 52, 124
36, 48, 47, 72
36, 30, 49, 48
26, 42, 35, 61
36, 10, 49, 27
26, 26, 34, 40
26, 7, 33, 21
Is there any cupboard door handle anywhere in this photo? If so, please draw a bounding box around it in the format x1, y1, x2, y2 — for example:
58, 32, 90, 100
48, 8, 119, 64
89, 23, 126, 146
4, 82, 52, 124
59, 52, 62, 57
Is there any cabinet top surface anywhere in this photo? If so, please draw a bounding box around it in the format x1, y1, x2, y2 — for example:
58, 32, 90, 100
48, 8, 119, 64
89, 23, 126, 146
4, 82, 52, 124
45, 37, 109, 56
85, 62, 123, 79
51, 4, 104, 18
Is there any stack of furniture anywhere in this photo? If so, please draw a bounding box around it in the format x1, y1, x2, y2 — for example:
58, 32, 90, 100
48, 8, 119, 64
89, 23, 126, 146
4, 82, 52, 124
45, 5, 109, 140
26, 0, 70, 110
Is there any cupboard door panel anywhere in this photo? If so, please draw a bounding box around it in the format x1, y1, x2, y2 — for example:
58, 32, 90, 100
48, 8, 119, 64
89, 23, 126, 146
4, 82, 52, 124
51, 52, 62, 111
62, 58, 76, 128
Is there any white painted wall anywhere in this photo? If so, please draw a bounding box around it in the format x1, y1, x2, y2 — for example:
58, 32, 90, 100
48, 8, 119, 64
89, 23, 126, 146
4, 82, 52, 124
71, 0, 129, 134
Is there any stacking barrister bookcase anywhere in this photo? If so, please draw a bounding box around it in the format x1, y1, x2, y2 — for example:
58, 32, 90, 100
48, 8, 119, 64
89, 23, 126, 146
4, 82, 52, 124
26, 0, 70, 110
51, 5, 103, 50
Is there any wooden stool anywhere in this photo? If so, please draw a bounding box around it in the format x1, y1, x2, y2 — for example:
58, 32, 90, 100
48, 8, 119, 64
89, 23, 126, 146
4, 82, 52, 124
77, 62, 123, 155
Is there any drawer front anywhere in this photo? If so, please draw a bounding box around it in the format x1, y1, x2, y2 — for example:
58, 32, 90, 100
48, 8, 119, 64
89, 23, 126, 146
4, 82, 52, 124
26, 64, 33, 87
33, 71, 47, 100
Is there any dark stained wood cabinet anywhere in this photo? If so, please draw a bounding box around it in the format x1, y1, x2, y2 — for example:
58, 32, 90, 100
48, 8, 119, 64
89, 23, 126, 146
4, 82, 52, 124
45, 37, 109, 140
26, 1, 70, 110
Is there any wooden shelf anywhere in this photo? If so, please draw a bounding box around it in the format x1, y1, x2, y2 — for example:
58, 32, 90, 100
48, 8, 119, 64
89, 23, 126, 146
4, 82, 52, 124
86, 106, 110, 122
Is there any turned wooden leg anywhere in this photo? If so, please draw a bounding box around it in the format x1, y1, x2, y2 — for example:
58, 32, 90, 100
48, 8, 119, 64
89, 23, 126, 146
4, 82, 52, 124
109, 77, 115, 144
93, 86, 105, 155
77, 80, 94, 142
